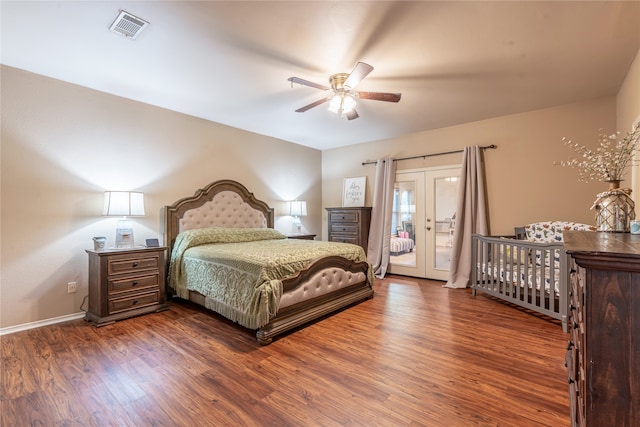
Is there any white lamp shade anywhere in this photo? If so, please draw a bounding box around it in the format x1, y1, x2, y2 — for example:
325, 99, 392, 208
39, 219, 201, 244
289, 200, 307, 217
103, 191, 145, 216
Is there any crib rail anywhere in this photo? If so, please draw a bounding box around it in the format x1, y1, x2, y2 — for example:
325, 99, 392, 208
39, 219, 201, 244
471, 234, 570, 332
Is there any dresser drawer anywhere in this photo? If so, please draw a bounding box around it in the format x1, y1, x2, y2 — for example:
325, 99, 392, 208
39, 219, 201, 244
326, 207, 371, 254
108, 255, 159, 275
330, 212, 359, 223
330, 223, 359, 234
329, 235, 359, 245
108, 273, 159, 295
109, 290, 160, 315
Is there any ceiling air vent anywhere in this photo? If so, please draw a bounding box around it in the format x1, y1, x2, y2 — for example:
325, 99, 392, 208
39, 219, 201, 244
109, 10, 149, 40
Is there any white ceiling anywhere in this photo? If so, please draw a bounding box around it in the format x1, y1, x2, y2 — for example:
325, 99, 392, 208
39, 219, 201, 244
2, 1, 640, 150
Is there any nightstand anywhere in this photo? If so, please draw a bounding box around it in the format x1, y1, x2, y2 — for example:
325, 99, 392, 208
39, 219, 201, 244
286, 234, 316, 240
85, 246, 168, 326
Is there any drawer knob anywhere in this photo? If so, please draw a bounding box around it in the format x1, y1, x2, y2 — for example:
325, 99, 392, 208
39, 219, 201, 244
132, 281, 139, 286
132, 299, 139, 305
132, 262, 139, 267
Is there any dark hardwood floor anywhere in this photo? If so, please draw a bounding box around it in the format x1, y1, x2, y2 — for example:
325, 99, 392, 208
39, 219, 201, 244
1, 276, 570, 426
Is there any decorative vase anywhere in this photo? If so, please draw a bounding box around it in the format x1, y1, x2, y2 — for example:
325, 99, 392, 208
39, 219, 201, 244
592, 180, 636, 232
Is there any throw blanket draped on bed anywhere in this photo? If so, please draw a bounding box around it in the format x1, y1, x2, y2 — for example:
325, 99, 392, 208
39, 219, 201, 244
169, 227, 370, 329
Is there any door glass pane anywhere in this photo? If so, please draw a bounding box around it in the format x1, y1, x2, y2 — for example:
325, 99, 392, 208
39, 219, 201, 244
390, 180, 416, 268
434, 176, 458, 270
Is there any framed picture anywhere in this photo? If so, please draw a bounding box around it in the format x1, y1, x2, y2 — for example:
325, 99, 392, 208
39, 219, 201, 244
343, 177, 366, 207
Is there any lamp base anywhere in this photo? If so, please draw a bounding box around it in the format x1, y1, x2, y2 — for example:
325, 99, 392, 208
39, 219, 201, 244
115, 218, 135, 248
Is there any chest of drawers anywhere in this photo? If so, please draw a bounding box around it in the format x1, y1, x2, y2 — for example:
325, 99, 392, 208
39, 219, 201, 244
326, 207, 372, 253
85, 247, 168, 326
564, 231, 640, 427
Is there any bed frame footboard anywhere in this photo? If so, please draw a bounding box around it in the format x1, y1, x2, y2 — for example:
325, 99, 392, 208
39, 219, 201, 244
471, 234, 569, 332
256, 256, 373, 344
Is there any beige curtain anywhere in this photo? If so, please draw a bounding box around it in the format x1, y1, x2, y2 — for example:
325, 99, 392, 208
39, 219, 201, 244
367, 156, 396, 278
444, 146, 488, 288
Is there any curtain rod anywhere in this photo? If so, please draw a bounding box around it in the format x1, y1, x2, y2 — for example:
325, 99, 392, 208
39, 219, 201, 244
361, 144, 497, 166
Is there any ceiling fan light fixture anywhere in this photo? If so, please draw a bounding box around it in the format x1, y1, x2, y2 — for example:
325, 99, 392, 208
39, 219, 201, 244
290, 62, 399, 120
328, 93, 356, 116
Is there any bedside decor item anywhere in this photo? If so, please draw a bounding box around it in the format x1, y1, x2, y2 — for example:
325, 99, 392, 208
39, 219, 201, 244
561, 125, 640, 232
342, 177, 366, 207
92, 236, 107, 250
102, 191, 145, 248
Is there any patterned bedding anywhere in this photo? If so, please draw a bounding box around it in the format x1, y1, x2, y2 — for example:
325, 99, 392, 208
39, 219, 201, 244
169, 227, 369, 329
478, 261, 562, 295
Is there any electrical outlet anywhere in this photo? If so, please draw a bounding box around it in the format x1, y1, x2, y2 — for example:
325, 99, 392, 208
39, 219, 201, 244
67, 281, 77, 294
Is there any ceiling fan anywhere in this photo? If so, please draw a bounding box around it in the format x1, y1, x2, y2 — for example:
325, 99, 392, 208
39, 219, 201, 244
288, 62, 401, 120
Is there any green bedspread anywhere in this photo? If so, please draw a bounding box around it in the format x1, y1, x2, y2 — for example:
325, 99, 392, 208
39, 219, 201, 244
169, 227, 369, 329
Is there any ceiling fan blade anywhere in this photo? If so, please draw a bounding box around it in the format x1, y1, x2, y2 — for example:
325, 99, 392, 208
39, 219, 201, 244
357, 91, 402, 103
288, 77, 330, 91
344, 62, 374, 89
345, 110, 359, 120
295, 97, 330, 113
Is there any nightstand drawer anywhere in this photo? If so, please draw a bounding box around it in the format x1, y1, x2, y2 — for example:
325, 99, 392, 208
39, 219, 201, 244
108, 273, 159, 295
108, 255, 159, 275
330, 223, 359, 234
330, 212, 359, 223
109, 290, 160, 315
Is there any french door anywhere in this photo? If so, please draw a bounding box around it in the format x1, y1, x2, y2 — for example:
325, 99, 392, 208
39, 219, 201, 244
389, 166, 460, 280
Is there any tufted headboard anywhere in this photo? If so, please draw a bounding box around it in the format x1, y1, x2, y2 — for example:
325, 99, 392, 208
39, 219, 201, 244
163, 179, 274, 252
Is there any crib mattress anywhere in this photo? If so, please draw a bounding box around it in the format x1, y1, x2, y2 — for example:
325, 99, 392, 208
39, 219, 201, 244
478, 261, 561, 295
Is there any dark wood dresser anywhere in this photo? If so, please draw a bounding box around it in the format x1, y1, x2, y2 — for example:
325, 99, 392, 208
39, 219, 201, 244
326, 207, 372, 254
85, 247, 168, 326
563, 231, 640, 427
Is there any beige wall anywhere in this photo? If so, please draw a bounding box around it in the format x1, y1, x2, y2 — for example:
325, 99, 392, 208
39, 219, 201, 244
3, 48, 638, 329
322, 97, 616, 238
616, 47, 640, 207
0, 65, 322, 329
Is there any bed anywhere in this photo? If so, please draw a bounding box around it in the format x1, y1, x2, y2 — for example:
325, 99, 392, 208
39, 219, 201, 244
163, 179, 374, 344
471, 221, 596, 332
390, 236, 414, 255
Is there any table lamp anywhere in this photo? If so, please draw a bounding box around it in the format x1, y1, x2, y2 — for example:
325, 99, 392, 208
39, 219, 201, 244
288, 200, 307, 234
102, 191, 145, 248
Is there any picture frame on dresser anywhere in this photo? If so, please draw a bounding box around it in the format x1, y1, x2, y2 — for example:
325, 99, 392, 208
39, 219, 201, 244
342, 177, 366, 207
